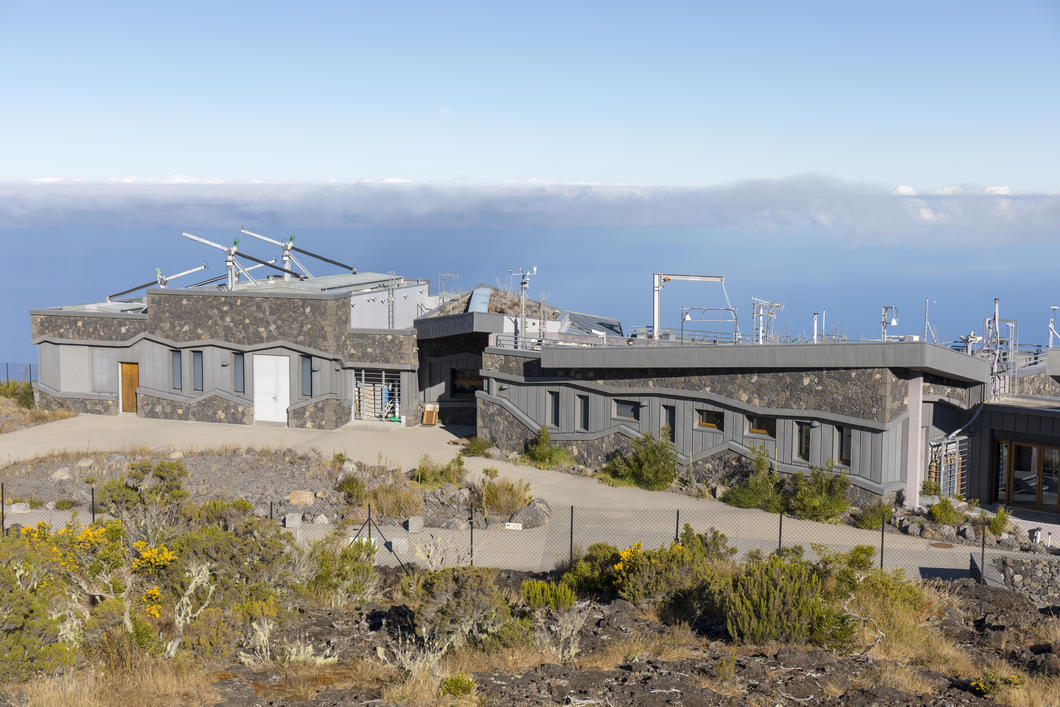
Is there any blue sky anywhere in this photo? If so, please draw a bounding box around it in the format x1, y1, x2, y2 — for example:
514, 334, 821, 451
0, 1, 1058, 363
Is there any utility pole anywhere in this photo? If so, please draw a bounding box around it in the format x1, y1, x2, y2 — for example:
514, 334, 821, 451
509, 267, 536, 349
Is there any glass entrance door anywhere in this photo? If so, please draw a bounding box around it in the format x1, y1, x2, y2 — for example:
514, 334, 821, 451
1043, 448, 1060, 512
1011, 444, 1036, 508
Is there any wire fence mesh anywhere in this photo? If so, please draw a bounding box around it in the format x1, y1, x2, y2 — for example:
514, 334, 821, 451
0, 363, 37, 384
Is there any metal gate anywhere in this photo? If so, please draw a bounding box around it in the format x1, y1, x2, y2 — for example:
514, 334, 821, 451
928, 436, 969, 498
352, 369, 401, 421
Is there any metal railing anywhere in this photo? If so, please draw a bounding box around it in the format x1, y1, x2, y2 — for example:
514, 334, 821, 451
0, 363, 36, 384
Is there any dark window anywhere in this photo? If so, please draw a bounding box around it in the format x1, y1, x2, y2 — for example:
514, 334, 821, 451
837, 425, 852, 465
548, 391, 560, 427
577, 394, 589, 430
233, 353, 245, 393
994, 440, 1009, 503
301, 355, 313, 397
663, 405, 676, 442
697, 410, 724, 430
615, 400, 639, 420
747, 415, 776, 438
171, 350, 182, 390
450, 368, 483, 398
796, 422, 811, 461
192, 351, 203, 391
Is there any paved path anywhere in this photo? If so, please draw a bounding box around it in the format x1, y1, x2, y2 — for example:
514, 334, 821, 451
0, 414, 1014, 578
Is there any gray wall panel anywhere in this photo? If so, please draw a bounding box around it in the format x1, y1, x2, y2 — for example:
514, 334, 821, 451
91, 348, 118, 393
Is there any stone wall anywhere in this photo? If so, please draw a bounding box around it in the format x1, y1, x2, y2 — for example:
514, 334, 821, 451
994, 555, 1060, 608
923, 373, 975, 408
32, 313, 149, 342
138, 392, 253, 425
421, 333, 491, 359
483, 352, 543, 378
1015, 371, 1060, 398
477, 398, 538, 453
439, 403, 477, 426
288, 398, 351, 430
343, 331, 418, 366
147, 291, 349, 352
34, 387, 118, 415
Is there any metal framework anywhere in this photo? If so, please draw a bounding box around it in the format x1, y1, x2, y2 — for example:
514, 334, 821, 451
352, 369, 401, 421
652, 273, 737, 341
929, 436, 970, 498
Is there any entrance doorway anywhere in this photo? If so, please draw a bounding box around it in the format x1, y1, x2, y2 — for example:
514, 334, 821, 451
995, 439, 1060, 512
120, 362, 138, 413
253, 355, 290, 424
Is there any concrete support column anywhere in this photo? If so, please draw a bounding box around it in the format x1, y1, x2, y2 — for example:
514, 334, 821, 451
905, 374, 924, 508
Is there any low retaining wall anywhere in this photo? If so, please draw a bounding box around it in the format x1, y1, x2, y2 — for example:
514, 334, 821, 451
139, 392, 253, 425
994, 555, 1060, 608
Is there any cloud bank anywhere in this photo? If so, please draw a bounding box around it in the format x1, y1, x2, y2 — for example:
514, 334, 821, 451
0, 175, 1056, 242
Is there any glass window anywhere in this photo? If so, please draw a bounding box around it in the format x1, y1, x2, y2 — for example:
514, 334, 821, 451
577, 395, 589, 431
301, 355, 313, 397
1043, 448, 1059, 512
837, 425, 852, 465
747, 415, 776, 438
192, 351, 203, 391
698, 410, 724, 430
796, 422, 811, 461
548, 391, 560, 427
994, 441, 1009, 503
1012, 444, 1036, 507
615, 400, 639, 420
171, 350, 182, 390
450, 368, 483, 398
233, 353, 245, 393
663, 405, 676, 442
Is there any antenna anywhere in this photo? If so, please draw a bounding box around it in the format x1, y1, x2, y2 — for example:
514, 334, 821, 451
184, 231, 305, 288
240, 227, 357, 277
751, 298, 783, 344
186, 259, 274, 288
508, 266, 537, 350
106, 262, 209, 302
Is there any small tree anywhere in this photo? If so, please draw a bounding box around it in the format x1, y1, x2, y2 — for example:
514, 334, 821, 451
603, 428, 677, 490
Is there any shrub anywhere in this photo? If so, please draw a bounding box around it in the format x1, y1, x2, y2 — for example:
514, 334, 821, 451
929, 497, 961, 526
416, 454, 467, 487
787, 462, 849, 521
921, 479, 941, 496
724, 469, 784, 512
413, 567, 511, 652
439, 673, 476, 696
464, 437, 492, 457
522, 579, 576, 611
371, 480, 423, 519
853, 501, 893, 529
562, 543, 621, 599
612, 525, 736, 606
482, 466, 499, 480
336, 476, 368, 506
524, 426, 572, 469
0, 380, 34, 409
722, 555, 853, 649
478, 477, 532, 519
307, 536, 378, 607
479, 616, 534, 653
601, 429, 677, 491
988, 506, 1010, 537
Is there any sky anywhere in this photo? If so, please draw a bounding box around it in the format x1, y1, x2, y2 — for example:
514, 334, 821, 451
0, 1, 1058, 363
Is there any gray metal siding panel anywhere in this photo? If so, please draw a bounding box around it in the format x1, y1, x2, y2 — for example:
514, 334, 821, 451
38, 343, 59, 389
91, 348, 118, 393
59, 346, 92, 393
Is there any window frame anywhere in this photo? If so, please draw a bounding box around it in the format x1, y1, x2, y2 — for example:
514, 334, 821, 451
746, 415, 776, 438
233, 352, 245, 394
547, 390, 560, 427
836, 425, 852, 466
171, 350, 182, 390
795, 421, 812, 462
614, 399, 640, 421
697, 409, 724, 430
192, 350, 203, 392
300, 355, 313, 397
577, 394, 590, 431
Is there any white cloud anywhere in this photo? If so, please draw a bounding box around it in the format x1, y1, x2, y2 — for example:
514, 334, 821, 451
984, 185, 1012, 195
893, 185, 917, 195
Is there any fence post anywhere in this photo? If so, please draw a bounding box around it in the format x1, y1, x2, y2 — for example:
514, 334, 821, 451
569, 505, 574, 567
778, 510, 783, 551
980, 517, 987, 616
367, 503, 372, 544
675, 509, 680, 542
269, 501, 273, 520
469, 498, 475, 567
1, 482, 4, 536
880, 512, 885, 570
91, 486, 96, 525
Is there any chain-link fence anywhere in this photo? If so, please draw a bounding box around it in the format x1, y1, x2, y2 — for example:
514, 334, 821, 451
0, 363, 36, 384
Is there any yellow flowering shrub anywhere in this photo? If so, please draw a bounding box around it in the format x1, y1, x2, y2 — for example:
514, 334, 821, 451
131, 541, 175, 575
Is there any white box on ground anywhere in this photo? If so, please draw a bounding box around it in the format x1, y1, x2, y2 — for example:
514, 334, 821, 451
505, 522, 523, 530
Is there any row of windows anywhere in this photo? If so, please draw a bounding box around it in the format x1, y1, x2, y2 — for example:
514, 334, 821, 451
170, 351, 315, 397
546, 394, 854, 466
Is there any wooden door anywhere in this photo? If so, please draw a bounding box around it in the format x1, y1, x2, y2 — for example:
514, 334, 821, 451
120, 362, 139, 413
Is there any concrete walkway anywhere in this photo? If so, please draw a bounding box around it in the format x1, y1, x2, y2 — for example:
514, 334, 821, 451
0, 414, 1015, 578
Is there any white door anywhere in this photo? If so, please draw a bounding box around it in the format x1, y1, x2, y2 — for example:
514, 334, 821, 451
253, 355, 290, 423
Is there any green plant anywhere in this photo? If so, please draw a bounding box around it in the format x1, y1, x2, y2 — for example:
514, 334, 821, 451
482, 466, 499, 480
336, 476, 368, 506
929, 497, 962, 526
413, 567, 512, 652
853, 501, 893, 529
723, 446, 784, 513
562, 543, 621, 599
307, 536, 378, 607
416, 454, 467, 487
0, 380, 34, 409
524, 426, 573, 469
439, 673, 476, 696
54, 499, 80, 511
601, 429, 677, 491
479, 616, 534, 653
464, 437, 492, 457
787, 462, 849, 521
970, 669, 1024, 696
521, 579, 576, 611
612, 525, 736, 606
722, 554, 854, 649
478, 477, 532, 518
371, 480, 423, 519
921, 478, 941, 496
988, 506, 1010, 537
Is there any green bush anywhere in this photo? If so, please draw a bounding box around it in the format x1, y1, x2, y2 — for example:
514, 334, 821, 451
307, 536, 378, 607
524, 426, 573, 469
439, 673, 476, 696
921, 479, 941, 496
724, 468, 784, 512
370, 480, 423, 519
416, 454, 467, 487
988, 506, 1010, 537
562, 543, 621, 599
479, 616, 534, 653
612, 525, 737, 607
929, 497, 961, 526
336, 476, 368, 506
478, 477, 532, 519
853, 501, 893, 529
522, 579, 576, 611
787, 463, 850, 521
464, 437, 492, 457
413, 567, 512, 652
601, 429, 677, 491
0, 380, 34, 409
722, 555, 854, 649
